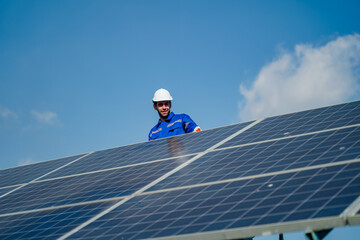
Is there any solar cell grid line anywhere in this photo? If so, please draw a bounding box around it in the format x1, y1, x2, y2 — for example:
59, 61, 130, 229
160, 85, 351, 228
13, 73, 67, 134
147, 125, 360, 192
0, 153, 86, 189
65, 161, 360, 240
0, 201, 114, 240
221, 100, 360, 148
58, 119, 263, 240
41, 121, 254, 180
0, 155, 189, 215
0, 186, 17, 197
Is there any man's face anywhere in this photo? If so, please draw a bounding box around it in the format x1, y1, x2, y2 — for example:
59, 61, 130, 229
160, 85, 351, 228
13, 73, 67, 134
153, 101, 171, 120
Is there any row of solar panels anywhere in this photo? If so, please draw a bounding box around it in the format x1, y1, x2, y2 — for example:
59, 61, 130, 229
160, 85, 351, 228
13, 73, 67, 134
0, 100, 359, 239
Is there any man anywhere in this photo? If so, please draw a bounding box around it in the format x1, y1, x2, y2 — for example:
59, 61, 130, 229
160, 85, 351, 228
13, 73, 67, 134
149, 88, 201, 140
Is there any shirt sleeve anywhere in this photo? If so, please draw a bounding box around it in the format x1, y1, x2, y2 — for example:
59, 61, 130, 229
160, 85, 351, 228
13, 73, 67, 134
148, 128, 155, 141
182, 114, 200, 133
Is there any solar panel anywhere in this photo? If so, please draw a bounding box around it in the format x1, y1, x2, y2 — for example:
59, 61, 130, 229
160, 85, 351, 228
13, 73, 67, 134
0, 100, 359, 240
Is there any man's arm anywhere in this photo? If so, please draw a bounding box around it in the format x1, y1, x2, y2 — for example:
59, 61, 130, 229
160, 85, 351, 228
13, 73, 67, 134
182, 114, 201, 133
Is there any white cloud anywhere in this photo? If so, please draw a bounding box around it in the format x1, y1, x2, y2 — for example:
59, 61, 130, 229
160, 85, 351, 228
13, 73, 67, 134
31, 110, 59, 125
239, 34, 360, 121
0, 104, 17, 120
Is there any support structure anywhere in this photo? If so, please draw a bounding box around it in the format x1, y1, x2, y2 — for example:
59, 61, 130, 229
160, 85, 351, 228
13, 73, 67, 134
305, 229, 332, 240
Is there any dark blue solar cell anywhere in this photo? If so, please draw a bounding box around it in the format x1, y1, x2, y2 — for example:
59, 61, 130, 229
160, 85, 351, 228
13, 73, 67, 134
297, 183, 324, 193
273, 203, 301, 214
222, 194, 245, 204
170, 216, 197, 227
194, 213, 220, 224
283, 211, 314, 222
188, 207, 213, 217
245, 206, 271, 217
177, 223, 207, 235
256, 214, 287, 225
314, 206, 345, 218
229, 217, 258, 228
338, 185, 360, 196
297, 199, 329, 211
260, 197, 284, 206
246, 190, 272, 200
328, 195, 358, 207
219, 210, 246, 221
270, 187, 296, 196
202, 220, 232, 231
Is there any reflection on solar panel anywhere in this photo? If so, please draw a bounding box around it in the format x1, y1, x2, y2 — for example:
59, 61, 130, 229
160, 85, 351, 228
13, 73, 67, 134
0, 100, 360, 240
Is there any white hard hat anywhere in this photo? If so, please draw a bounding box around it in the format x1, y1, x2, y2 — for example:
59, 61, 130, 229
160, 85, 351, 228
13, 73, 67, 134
153, 88, 173, 102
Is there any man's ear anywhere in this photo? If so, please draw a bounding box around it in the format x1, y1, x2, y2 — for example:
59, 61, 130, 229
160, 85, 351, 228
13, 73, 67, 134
153, 103, 157, 110
169, 101, 172, 108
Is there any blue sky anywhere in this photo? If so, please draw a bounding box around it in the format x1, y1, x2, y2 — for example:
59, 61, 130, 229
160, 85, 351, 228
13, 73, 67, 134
1, 1, 360, 239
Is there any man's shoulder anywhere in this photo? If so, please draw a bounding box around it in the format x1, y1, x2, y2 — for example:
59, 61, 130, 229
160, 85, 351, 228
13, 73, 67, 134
174, 113, 195, 124
149, 122, 160, 132
171, 113, 191, 120
148, 122, 162, 140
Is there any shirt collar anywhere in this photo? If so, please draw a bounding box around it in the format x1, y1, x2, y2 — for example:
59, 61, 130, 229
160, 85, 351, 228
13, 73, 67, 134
157, 112, 174, 126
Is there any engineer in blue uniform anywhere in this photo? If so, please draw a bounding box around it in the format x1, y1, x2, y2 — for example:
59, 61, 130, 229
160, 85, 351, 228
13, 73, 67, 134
149, 88, 201, 141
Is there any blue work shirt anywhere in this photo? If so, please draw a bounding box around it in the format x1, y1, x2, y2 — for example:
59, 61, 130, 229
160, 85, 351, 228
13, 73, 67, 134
149, 112, 199, 140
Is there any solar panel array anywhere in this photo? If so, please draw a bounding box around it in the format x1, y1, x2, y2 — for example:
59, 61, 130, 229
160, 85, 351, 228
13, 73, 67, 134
0, 101, 360, 240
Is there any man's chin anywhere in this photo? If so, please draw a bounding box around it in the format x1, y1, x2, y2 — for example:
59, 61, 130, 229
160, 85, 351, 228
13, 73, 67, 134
158, 111, 169, 119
